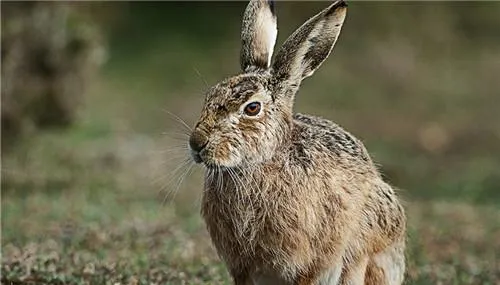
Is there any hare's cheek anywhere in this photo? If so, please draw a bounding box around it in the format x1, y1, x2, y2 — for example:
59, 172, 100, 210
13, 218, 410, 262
211, 141, 240, 167
239, 121, 262, 141
225, 144, 243, 166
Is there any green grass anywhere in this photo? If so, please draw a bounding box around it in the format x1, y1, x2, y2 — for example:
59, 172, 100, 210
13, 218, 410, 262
2, 113, 499, 284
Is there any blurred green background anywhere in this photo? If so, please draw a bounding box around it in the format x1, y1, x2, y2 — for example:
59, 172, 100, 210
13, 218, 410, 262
2, 2, 499, 284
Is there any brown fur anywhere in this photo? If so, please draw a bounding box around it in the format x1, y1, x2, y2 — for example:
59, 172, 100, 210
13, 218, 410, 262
189, 1, 406, 284
365, 259, 386, 284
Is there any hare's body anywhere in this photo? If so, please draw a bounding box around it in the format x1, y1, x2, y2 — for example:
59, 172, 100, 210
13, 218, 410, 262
188, 1, 407, 284
202, 114, 405, 284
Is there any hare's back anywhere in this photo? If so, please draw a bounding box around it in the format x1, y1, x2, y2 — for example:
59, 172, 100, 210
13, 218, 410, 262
292, 113, 372, 163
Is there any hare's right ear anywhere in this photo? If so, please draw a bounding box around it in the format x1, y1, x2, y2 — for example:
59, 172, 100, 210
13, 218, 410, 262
272, 1, 347, 95
240, 0, 278, 72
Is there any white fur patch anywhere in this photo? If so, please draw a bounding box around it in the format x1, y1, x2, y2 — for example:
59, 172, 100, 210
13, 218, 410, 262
318, 265, 343, 285
372, 243, 405, 285
255, 4, 277, 67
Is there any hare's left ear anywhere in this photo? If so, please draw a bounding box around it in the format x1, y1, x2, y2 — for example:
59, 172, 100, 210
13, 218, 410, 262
272, 1, 347, 90
240, 0, 278, 72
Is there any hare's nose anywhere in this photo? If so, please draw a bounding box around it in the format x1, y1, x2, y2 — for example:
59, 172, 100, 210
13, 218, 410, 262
189, 131, 208, 153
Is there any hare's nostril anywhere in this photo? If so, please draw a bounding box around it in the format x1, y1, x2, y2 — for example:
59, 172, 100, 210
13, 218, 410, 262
189, 132, 208, 153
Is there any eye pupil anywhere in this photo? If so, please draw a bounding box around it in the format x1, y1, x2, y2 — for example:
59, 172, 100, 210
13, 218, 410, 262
244, 102, 261, 116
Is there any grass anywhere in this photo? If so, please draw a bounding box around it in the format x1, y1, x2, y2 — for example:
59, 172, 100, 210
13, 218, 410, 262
2, 114, 499, 285
3, 2, 500, 284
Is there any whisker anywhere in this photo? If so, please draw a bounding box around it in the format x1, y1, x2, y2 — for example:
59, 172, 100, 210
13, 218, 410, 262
161, 135, 190, 145
152, 147, 189, 155
188, 167, 206, 209
238, 167, 258, 240
217, 166, 223, 197
161, 109, 193, 133
193, 66, 209, 88
162, 162, 194, 206
149, 147, 190, 171
155, 157, 192, 195
159, 164, 191, 205
162, 131, 191, 138
227, 167, 240, 206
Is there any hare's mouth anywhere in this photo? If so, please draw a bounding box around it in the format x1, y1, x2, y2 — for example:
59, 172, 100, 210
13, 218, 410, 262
189, 141, 242, 168
194, 152, 241, 169
191, 151, 203, 163
190, 149, 217, 168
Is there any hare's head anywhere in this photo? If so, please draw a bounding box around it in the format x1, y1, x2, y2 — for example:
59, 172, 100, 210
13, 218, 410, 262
189, 0, 347, 168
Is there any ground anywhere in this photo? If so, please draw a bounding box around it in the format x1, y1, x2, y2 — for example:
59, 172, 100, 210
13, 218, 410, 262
2, 129, 499, 284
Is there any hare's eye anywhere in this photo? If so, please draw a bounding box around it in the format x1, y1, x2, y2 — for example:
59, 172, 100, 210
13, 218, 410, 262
244, 102, 261, 116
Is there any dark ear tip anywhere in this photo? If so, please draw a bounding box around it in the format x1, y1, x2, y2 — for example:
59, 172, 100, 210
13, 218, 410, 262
324, 0, 347, 16
333, 0, 348, 9
267, 0, 276, 15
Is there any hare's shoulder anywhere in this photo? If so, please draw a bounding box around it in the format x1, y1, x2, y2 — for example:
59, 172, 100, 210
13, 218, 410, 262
292, 113, 371, 162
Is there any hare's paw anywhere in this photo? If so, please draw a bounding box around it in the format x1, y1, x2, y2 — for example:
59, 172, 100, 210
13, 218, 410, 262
365, 241, 405, 285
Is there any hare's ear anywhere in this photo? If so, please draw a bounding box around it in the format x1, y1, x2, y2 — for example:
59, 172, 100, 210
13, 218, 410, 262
240, 0, 278, 72
272, 1, 347, 88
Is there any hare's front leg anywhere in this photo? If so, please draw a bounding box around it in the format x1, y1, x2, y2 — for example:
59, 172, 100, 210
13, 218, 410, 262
338, 256, 370, 285
364, 241, 405, 285
314, 265, 343, 285
250, 270, 324, 285
230, 268, 252, 285
293, 258, 344, 285
251, 264, 343, 285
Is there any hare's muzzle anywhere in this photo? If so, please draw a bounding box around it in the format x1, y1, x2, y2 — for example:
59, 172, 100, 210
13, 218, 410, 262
189, 131, 208, 163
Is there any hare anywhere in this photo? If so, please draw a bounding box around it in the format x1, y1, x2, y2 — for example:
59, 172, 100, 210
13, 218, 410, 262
188, 0, 406, 284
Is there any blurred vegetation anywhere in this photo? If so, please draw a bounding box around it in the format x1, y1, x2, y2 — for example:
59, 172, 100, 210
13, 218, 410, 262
2, 2, 500, 284
1, 2, 104, 148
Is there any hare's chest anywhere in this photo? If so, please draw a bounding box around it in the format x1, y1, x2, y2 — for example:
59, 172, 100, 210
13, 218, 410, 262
201, 187, 319, 272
